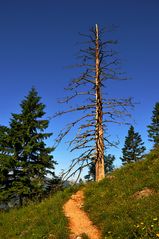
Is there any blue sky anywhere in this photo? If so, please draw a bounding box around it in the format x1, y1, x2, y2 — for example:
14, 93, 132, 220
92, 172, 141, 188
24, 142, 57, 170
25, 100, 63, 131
0, 0, 159, 176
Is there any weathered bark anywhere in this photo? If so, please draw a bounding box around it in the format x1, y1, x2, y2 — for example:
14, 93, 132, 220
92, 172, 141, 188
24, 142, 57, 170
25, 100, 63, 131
95, 24, 105, 181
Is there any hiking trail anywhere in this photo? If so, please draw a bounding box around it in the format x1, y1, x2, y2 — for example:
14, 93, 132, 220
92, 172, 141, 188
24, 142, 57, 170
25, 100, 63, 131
63, 190, 101, 239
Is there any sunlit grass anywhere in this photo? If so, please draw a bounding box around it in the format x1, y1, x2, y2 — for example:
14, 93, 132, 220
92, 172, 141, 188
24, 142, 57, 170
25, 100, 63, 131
84, 156, 159, 238
1, 153, 159, 239
0, 187, 77, 239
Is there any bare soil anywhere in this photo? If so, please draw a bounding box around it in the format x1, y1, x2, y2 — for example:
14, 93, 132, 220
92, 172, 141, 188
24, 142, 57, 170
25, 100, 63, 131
63, 190, 101, 239
132, 187, 155, 199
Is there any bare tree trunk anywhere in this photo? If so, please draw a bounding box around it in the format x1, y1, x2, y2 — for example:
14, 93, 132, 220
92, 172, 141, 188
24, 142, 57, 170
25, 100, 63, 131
95, 24, 105, 181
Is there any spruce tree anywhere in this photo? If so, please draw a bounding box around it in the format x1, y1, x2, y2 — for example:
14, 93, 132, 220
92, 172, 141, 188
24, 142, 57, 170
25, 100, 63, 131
120, 126, 146, 164
9, 88, 56, 204
0, 125, 14, 203
147, 102, 159, 148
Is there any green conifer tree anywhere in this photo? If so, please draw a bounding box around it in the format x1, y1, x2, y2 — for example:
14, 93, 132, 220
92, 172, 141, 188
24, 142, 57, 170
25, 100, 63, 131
147, 102, 159, 148
9, 88, 56, 205
0, 125, 14, 203
120, 126, 146, 164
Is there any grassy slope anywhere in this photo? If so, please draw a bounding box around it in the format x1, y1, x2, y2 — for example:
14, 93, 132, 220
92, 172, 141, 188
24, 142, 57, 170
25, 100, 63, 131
0, 187, 77, 239
1, 156, 159, 239
84, 156, 159, 238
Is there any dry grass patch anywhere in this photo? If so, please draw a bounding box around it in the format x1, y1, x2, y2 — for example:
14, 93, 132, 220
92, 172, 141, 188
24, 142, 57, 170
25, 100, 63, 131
132, 187, 156, 199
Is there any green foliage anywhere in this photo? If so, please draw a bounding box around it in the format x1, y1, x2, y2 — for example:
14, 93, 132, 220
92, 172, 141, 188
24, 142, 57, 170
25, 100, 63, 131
146, 146, 159, 161
120, 125, 146, 164
148, 102, 159, 147
84, 157, 159, 238
0, 187, 78, 239
0, 88, 56, 205
85, 154, 115, 181
0, 126, 14, 202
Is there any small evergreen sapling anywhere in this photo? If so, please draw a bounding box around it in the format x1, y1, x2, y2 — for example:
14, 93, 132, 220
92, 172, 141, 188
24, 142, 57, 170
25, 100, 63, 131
120, 126, 146, 164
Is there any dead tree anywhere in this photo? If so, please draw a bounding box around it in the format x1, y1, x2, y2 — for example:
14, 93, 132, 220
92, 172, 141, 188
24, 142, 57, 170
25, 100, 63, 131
95, 24, 105, 181
55, 24, 133, 182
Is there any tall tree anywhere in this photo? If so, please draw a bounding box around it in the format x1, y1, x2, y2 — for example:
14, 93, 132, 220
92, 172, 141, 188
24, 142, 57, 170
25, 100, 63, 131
147, 102, 159, 148
85, 154, 115, 181
9, 88, 56, 204
120, 125, 146, 164
55, 25, 133, 182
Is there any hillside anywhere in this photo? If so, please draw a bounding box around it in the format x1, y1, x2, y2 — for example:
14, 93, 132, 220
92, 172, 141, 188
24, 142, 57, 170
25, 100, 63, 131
0, 187, 78, 239
84, 155, 159, 238
0, 155, 159, 238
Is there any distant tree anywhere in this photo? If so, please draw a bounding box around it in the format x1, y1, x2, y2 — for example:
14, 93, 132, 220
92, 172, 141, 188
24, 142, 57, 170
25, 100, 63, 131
0, 125, 14, 203
8, 88, 56, 205
147, 102, 159, 148
44, 177, 61, 195
85, 154, 115, 181
120, 126, 146, 164
55, 24, 133, 182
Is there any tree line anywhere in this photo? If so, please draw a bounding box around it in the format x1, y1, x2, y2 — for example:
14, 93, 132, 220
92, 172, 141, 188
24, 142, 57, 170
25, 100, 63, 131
86, 102, 159, 180
121, 102, 159, 164
0, 87, 158, 204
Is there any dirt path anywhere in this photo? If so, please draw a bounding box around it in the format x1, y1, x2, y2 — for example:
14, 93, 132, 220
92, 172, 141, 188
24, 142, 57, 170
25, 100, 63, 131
63, 190, 101, 239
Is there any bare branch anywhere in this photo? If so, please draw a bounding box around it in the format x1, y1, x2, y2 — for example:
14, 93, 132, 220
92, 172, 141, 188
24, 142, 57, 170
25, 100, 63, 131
61, 148, 95, 181
58, 91, 95, 103
63, 161, 91, 182
54, 104, 95, 118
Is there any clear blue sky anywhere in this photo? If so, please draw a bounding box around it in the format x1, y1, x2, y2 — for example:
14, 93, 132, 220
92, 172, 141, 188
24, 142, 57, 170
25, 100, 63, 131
0, 0, 159, 176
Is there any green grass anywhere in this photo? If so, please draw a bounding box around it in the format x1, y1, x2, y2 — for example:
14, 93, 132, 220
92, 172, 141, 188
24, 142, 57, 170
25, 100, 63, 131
0, 187, 77, 239
1, 154, 159, 239
84, 156, 159, 238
